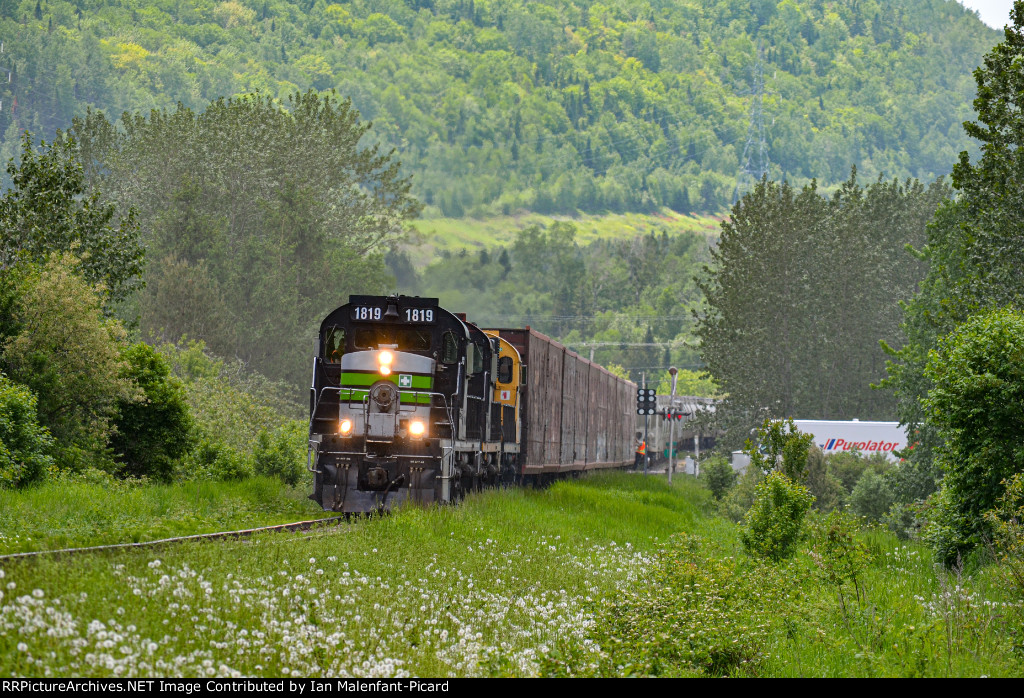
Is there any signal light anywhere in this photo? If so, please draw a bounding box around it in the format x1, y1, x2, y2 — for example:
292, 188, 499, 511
636, 388, 656, 415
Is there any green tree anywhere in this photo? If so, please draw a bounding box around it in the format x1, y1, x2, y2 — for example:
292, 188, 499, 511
740, 470, 815, 561
922, 308, 1024, 563
883, 3, 1024, 503
0, 254, 139, 470
0, 371, 54, 488
73, 92, 421, 385
698, 174, 947, 445
0, 132, 143, 308
110, 343, 195, 482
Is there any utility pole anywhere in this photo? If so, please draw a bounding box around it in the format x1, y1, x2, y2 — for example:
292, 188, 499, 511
667, 367, 678, 484
733, 44, 770, 204
642, 372, 649, 475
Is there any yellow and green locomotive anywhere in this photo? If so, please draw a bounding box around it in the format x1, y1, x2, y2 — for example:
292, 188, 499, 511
308, 294, 635, 512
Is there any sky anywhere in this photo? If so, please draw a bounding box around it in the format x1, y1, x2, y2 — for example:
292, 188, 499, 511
957, 0, 1016, 28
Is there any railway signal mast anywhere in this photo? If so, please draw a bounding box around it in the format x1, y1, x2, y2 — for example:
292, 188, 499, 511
636, 385, 656, 474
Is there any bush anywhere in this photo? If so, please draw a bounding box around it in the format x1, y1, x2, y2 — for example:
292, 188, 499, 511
985, 473, 1024, 602
590, 533, 791, 676
719, 465, 762, 523
747, 417, 814, 481
740, 471, 815, 561
809, 511, 873, 611
699, 455, 736, 500
922, 308, 1024, 563
1, 254, 139, 470
254, 420, 307, 487
111, 343, 195, 482
182, 439, 253, 481
849, 469, 895, 522
0, 373, 54, 488
804, 447, 844, 513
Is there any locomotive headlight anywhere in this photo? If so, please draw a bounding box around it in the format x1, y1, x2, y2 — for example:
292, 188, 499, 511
378, 350, 393, 375
339, 419, 353, 435
408, 420, 426, 437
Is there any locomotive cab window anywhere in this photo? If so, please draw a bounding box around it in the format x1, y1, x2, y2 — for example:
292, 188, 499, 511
498, 356, 513, 383
324, 327, 345, 363
441, 331, 458, 364
472, 341, 485, 374
354, 327, 432, 352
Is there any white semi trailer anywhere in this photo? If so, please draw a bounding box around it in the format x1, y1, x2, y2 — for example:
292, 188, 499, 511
792, 419, 909, 461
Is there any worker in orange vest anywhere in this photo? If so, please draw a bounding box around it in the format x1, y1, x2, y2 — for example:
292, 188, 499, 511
634, 433, 646, 469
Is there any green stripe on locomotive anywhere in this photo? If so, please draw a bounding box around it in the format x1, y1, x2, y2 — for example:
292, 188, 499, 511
338, 371, 434, 405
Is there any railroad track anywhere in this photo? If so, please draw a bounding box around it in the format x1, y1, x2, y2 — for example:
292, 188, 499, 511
0, 516, 348, 563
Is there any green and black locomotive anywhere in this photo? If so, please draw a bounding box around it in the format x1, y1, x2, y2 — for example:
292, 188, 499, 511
308, 294, 636, 513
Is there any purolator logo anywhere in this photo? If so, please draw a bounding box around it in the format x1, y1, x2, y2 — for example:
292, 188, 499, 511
823, 438, 898, 453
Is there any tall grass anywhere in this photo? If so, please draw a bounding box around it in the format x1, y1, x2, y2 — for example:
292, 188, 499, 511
0, 477, 322, 554
0, 472, 1020, 677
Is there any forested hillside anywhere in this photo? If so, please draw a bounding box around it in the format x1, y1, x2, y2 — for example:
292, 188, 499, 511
0, 0, 997, 215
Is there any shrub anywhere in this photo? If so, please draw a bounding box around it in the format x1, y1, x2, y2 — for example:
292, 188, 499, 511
0, 373, 54, 488
590, 533, 790, 676
809, 511, 873, 612
849, 469, 895, 522
698, 455, 736, 500
111, 343, 195, 482
747, 417, 814, 481
740, 471, 815, 561
804, 447, 844, 513
984, 473, 1024, 601
182, 439, 253, 481
254, 420, 307, 487
719, 465, 762, 523
922, 308, 1024, 563
1, 254, 139, 470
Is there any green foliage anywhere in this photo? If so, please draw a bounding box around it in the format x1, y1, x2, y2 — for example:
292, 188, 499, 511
110, 343, 195, 482
803, 447, 844, 513
719, 465, 763, 523
183, 439, 254, 482
0, 0, 998, 216
73, 91, 420, 386
740, 471, 815, 561
158, 340, 302, 461
254, 420, 307, 487
0, 132, 143, 308
410, 221, 708, 382
592, 533, 793, 676
985, 473, 1024, 602
698, 455, 736, 501
922, 308, 1024, 563
656, 369, 720, 398
809, 511, 873, 613
0, 372, 54, 488
697, 174, 950, 445
0, 254, 139, 471
849, 469, 895, 523
882, 4, 1024, 501
810, 511, 873, 588
747, 417, 814, 481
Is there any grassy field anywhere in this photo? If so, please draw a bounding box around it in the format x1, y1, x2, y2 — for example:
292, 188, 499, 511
406, 209, 721, 267
0, 477, 324, 555
0, 473, 1020, 677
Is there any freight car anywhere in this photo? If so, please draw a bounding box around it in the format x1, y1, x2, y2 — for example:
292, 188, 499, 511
307, 294, 635, 513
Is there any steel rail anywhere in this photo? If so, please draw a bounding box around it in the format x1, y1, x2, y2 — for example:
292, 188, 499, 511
0, 516, 348, 563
